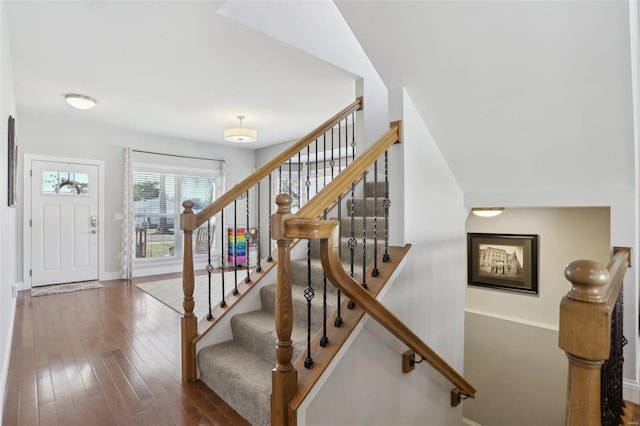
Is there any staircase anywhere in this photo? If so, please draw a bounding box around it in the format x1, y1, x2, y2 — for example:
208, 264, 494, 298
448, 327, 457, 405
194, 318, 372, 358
198, 182, 386, 426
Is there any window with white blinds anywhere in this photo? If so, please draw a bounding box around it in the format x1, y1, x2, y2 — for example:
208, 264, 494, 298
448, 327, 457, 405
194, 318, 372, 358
131, 152, 223, 262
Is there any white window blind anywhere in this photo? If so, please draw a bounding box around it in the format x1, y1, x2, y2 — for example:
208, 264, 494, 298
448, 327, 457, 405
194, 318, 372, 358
131, 152, 223, 262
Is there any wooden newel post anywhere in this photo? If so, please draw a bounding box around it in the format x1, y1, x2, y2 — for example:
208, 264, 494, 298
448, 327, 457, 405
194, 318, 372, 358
271, 194, 297, 426
181, 200, 198, 381
559, 259, 610, 426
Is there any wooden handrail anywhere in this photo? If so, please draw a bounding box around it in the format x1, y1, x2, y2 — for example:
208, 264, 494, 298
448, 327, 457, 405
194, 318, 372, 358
559, 248, 630, 425
190, 98, 363, 230
296, 121, 400, 221
284, 218, 477, 399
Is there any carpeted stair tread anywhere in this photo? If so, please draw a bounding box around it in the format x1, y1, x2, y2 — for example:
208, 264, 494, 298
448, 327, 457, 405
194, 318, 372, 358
198, 341, 271, 426
347, 198, 386, 217
260, 282, 338, 331
337, 216, 382, 238
231, 310, 308, 365
364, 181, 386, 197
290, 257, 351, 289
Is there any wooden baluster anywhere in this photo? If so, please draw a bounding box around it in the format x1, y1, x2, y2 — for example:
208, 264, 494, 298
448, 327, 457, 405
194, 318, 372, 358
271, 194, 297, 426
559, 259, 610, 426
180, 200, 197, 381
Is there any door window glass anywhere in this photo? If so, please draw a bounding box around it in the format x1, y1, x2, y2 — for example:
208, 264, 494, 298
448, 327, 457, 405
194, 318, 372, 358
42, 170, 89, 195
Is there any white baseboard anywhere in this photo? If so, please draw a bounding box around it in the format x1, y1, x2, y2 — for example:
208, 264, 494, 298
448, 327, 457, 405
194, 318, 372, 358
462, 417, 482, 426
624, 379, 640, 404
0, 294, 17, 423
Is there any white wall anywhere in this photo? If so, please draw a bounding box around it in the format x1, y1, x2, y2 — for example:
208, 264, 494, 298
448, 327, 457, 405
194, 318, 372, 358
463, 207, 610, 425
466, 207, 611, 328
302, 88, 466, 425
0, 1, 18, 419
16, 109, 255, 283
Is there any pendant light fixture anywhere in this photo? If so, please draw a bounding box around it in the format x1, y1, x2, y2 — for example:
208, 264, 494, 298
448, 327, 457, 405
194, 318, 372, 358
224, 115, 257, 143
65, 94, 97, 110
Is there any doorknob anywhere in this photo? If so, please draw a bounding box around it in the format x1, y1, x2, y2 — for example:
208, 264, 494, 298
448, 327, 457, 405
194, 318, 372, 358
91, 230, 97, 234
91, 216, 97, 227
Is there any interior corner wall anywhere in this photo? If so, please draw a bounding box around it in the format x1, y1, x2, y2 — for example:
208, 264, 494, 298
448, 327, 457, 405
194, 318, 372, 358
0, 1, 18, 419
463, 207, 610, 425
16, 109, 255, 284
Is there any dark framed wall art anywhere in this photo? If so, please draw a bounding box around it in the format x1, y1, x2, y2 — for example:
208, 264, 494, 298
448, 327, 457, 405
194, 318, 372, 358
7, 115, 16, 207
467, 233, 539, 294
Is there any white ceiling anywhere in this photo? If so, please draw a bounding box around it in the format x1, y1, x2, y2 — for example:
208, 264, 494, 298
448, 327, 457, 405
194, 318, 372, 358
336, 1, 636, 195
5, 1, 357, 149
7, 1, 637, 195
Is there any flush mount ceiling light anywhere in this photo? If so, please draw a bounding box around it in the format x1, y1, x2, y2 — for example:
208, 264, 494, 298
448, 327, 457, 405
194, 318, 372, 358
224, 115, 257, 143
65, 94, 97, 110
471, 207, 504, 217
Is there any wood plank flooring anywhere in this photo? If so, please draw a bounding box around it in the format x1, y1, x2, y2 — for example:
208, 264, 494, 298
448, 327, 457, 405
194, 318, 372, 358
625, 400, 640, 425
2, 279, 250, 426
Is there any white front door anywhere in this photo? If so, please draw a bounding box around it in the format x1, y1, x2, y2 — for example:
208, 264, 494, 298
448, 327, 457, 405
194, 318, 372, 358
31, 160, 99, 286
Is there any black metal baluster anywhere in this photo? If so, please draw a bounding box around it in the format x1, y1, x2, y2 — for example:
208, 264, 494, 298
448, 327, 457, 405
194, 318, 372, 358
256, 182, 262, 273
267, 174, 273, 262
351, 111, 356, 161
288, 158, 292, 207
331, 128, 334, 174
320, 207, 329, 347
245, 190, 251, 284
334, 193, 345, 325
332, 130, 343, 327
233, 199, 239, 295
304, 238, 314, 368
298, 152, 302, 207
303, 144, 316, 361
306, 146, 311, 207
343, 118, 348, 169
220, 209, 227, 308
383, 150, 391, 263
347, 182, 357, 310
205, 219, 213, 320
372, 160, 380, 277
338, 124, 342, 171
361, 172, 367, 290
601, 290, 626, 425
278, 165, 282, 194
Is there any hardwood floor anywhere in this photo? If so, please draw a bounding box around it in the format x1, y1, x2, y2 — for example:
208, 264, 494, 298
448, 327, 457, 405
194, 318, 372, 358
2, 279, 250, 426
626, 400, 640, 425
4, 277, 640, 426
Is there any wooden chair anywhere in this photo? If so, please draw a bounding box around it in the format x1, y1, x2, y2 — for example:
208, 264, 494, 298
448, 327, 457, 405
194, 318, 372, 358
194, 224, 215, 254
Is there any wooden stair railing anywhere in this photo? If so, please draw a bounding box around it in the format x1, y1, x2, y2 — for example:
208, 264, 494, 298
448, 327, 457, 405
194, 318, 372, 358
270, 122, 476, 426
559, 247, 631, 426
180, 98, 363, 381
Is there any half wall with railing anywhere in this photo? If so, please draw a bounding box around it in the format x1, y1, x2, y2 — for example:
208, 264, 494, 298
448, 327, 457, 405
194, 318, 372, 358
180, 98, 363, 381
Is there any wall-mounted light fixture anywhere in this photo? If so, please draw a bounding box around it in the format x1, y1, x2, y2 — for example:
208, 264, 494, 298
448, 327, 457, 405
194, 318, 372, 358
65, 94, 97, 110
224, 115, 257, 143
471, 207, 504, 217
